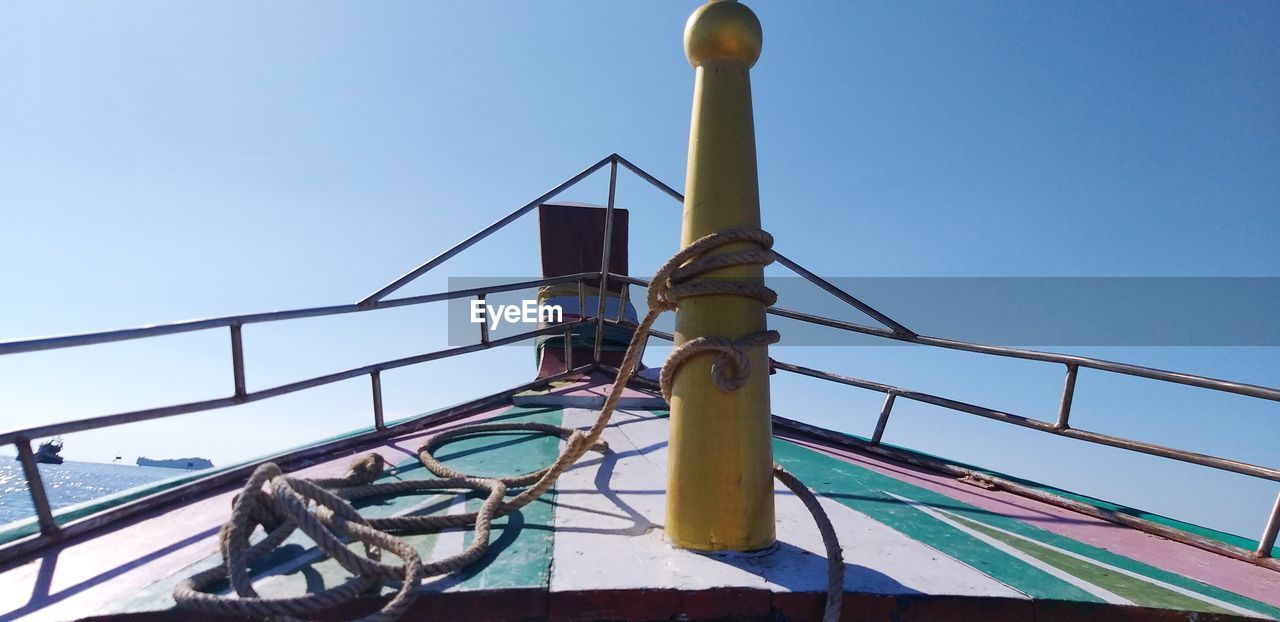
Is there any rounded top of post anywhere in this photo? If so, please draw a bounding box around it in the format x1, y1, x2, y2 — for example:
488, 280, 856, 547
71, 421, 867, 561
684, 0, 762, 68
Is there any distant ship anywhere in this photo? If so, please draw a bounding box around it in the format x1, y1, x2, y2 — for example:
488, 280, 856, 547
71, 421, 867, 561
24, 439, 63, 465
135, 457, 213, 470
33, 440, 63, 465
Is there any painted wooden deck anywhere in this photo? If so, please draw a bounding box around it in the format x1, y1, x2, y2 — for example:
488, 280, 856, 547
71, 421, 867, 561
0, 378, 1277, 621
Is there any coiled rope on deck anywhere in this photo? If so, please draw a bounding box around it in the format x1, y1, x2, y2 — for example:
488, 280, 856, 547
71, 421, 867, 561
174, 228, 843, 622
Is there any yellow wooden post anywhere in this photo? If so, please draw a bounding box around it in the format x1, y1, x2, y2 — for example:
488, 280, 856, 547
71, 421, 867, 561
666, 0, 774, 551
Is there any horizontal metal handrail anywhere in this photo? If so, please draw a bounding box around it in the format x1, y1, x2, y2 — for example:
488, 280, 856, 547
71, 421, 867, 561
0, 318, 591, 446
607, 274, 652, 288
0, 361, 599, 567
605, 258, 1280, 560
610, 271, 1280, 403
771, 360, 1280, 482
766, 305, 1280, 403
609, 318, 675, 343
0, 273, 595, 357
604, 311, 1279, 473
603, 312, 1280, 479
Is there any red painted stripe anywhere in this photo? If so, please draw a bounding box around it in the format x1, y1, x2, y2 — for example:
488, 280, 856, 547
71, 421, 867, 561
780, 435, 1280, 608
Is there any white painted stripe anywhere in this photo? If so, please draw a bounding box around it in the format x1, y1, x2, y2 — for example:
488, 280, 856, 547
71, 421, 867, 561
430, 493, 470, 592
808, 493, 1027, 598
882, 491, 1133, 606
925, 502, 1273, 620
548, 408, 1024, 598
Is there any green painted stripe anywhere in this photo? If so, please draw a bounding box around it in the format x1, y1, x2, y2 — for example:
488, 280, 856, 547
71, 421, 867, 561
111, 449, 470, 610
953, 462, 1273, 557
444, 405, 563, 590
940, 498, 1280, 619
850, 430, 1274, 557
945, 511, 1232, 614
887, 465, 1280, 618
775, 439, 1280, 618
253, 404, 565, 593
772, 440, 1098, 601
245, 458, 463, 599
110, 405, 565, 611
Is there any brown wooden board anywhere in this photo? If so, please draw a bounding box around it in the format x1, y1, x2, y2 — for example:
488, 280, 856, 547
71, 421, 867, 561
537, 202, 628, 292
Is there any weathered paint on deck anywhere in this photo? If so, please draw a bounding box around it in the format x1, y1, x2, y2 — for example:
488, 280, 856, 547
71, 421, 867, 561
0, 402, 517, 621
1, 381, 1277, 621
549, 407, 1025, 599
779, 433, 1280, 611
772, 439, 1280, 619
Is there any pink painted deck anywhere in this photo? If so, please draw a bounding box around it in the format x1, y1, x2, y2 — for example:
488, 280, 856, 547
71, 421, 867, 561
780, 433, 1280, 609
0, 376, 1276, 621
0, 403, 514, 622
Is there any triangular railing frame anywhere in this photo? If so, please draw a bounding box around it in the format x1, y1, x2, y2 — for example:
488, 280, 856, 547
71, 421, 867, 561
0, 154, 1277, 571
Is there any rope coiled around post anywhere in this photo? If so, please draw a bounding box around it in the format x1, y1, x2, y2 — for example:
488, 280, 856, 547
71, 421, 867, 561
174, 228, 842, 622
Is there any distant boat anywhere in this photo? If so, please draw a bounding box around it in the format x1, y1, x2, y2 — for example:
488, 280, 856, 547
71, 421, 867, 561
32, 439, 62, 465
135, 457, 213, 470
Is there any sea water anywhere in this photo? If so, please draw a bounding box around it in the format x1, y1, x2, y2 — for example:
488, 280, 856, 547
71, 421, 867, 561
0, 460, 180, 525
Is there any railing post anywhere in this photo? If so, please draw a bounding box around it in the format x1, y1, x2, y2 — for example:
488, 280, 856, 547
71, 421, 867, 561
370, 371, 385, 431
563, 327, 574, 372
872, 392, 897, 445
230, 323, 246, 400
617, 284, 629, 322
577, 278, 587, 321
15, 439, 59, 537
1258, 490, 1280, 558
593, 158, 619, 363
1056, 364, 1078, 430
667, 0, 772, 552
477, 294, 489, 345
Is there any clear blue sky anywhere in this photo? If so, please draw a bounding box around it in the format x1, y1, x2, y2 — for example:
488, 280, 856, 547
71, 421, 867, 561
1, 2, 1277, 539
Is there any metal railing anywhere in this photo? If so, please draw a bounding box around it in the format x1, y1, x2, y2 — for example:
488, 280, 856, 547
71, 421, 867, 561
0, 153, 671, 559
606, 269, 1280, 563
0, 275, 594, 537
2, 152, 1277, 572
